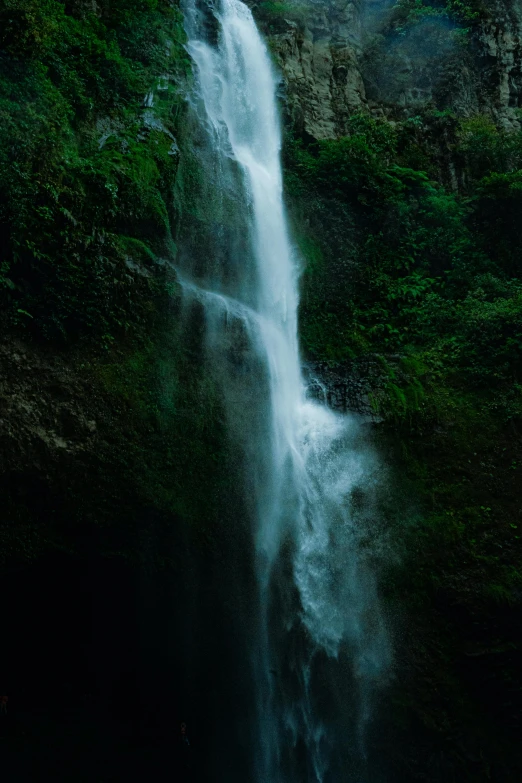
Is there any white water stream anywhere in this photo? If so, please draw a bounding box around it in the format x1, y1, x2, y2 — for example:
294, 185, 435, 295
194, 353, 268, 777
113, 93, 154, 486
182, 1, 391, 779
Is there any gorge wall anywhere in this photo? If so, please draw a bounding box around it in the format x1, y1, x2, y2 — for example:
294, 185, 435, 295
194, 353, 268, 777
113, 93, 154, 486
0, 0, 521, 781
257, 0, 522, 138
252, 0, 522, 780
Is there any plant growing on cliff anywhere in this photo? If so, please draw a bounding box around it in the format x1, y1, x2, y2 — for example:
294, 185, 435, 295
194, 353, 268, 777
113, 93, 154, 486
0, 0, 189, 342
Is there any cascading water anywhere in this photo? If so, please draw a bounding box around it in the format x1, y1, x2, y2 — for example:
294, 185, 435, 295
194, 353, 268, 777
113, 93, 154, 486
179, 0, 391, 779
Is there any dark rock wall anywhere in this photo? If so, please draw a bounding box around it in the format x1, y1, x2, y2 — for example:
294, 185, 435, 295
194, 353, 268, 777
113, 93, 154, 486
257, 0, 522, 137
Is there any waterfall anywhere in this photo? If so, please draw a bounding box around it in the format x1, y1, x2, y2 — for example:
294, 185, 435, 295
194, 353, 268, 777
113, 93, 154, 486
180, 0, 391, 779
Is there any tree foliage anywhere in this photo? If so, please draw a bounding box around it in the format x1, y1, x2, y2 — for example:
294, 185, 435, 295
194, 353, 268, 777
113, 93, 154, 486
0, 0, 189, 341
288, 112, 522, 390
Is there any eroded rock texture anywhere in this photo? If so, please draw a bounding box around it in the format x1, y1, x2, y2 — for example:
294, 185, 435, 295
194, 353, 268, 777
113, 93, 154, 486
257, 0, 522, 138
266, 0, 366, 137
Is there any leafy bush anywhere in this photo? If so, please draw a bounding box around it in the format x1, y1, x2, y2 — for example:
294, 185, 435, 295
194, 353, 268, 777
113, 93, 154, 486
287, 112, 522, 680
0, 0, 189, 341
256, 0, 309, 27
288, 113, 522, 386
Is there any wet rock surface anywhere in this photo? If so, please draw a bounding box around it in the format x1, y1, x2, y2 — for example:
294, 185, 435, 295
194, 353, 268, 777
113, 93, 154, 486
255, 0, 522, 139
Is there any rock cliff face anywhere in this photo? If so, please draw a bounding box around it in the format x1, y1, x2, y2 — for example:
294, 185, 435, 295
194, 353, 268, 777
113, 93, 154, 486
256, 3, 522, 781
477, 0, 522, 127
362, 0, 522, 127
257, 0, 522, 138
261, 0, 366, 138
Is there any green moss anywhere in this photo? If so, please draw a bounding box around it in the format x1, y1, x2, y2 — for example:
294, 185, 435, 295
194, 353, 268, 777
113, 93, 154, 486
286, 110, 522, 777
256, 0, 310, 28
393, 0, 483, 31
0, 0, 190, 343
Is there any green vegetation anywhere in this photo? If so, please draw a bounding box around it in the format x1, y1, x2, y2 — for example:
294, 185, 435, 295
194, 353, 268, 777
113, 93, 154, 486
393, 0, 482, 28
0, 0, 243, 567
1, 0, 520, 776
256, 0, 309, 28
0, 0, 244, 569
288, 110, 522, 579
0, 0, 189, 342
286, 111, 522, 779
288, 113, 522, 391
0, 327, 237, 569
